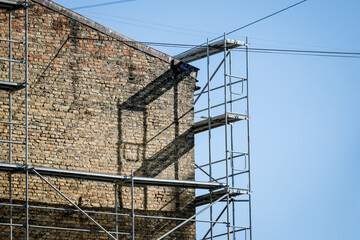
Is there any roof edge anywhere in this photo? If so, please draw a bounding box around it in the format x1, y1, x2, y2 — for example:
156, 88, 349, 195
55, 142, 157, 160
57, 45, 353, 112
32, 0, 199, 75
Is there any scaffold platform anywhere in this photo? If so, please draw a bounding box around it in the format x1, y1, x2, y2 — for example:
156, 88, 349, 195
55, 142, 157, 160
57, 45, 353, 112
174, 39, 245, 63
194, 112, 248, 134
194, 188, 248, 207
0, 0, 24, 10
0, 81, 25, 91
0, 163, 226, 189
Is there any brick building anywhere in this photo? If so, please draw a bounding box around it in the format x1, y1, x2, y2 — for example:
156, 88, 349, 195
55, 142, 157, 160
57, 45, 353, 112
0, 0, 201, 239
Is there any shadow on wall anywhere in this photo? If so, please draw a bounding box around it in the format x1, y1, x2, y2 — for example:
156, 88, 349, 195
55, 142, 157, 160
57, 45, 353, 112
116, 61, 195, 238
116, 61, 194, 179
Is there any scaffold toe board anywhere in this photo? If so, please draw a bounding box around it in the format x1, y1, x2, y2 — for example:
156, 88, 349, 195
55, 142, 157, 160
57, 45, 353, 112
0, 0, 24, 10
174, 39, 246, 63
0, 80, 25, 91
194, 112, 248, 134
194, 188, 248, 207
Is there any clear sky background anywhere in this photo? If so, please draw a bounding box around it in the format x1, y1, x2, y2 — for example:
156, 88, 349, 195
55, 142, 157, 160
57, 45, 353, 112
54, 1, 360, 239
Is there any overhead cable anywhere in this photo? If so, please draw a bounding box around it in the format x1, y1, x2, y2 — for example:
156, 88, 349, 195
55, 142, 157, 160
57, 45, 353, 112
68, 37, 360, 58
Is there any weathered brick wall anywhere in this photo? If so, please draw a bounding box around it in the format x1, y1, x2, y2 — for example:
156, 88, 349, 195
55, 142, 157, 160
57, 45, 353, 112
0, 1, 197, 239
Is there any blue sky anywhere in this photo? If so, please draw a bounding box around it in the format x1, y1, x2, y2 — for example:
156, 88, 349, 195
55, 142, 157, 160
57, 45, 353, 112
54, 1, 360, 239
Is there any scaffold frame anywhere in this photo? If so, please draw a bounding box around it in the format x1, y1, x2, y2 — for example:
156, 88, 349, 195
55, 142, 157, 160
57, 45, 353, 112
178, 35, 252, 240
0, 1, 252, 239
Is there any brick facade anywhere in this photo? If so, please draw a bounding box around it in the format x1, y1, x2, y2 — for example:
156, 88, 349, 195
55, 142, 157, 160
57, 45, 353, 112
0, 1, 197, 239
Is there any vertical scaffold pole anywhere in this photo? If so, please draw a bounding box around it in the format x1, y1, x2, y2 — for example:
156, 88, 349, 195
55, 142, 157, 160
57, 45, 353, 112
223, 33, 230, 240
115, 184, 119, 239
229, 50, 236, 240
8, 12, 12, 161
245, 37, 253, 240
206, 38, 214, 240
131, 170, 135, 240
8, 10, 13, 240
25, 1, 29, 239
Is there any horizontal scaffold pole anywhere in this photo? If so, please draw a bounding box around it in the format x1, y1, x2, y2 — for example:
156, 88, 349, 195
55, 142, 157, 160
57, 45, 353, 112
0, 163, 225, 189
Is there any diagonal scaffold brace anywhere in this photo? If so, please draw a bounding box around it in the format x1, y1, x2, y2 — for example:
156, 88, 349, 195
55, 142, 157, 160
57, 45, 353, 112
156, 193, 229, 240
31, 169, 118, 240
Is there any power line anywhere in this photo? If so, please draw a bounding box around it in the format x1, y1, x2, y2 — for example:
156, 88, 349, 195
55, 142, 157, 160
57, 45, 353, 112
227, 0, 308, 36
240, 47, 360, 56
68, 37, 360, 58
70, 0, 344, 53
236, 49, 360, 59
208, 0, 308, 44
80, 14, 360, 55
78, 8, 333, 51
124, 40, 360, 57
71, 1, 308, 46
67, 1, 353, 59
133, 41, 360, 58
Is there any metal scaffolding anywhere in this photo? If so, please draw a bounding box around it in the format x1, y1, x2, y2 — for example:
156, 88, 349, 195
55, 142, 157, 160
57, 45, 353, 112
0, 1, 29, 239
175, 35, 252, 240
0, 1, 252, 239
